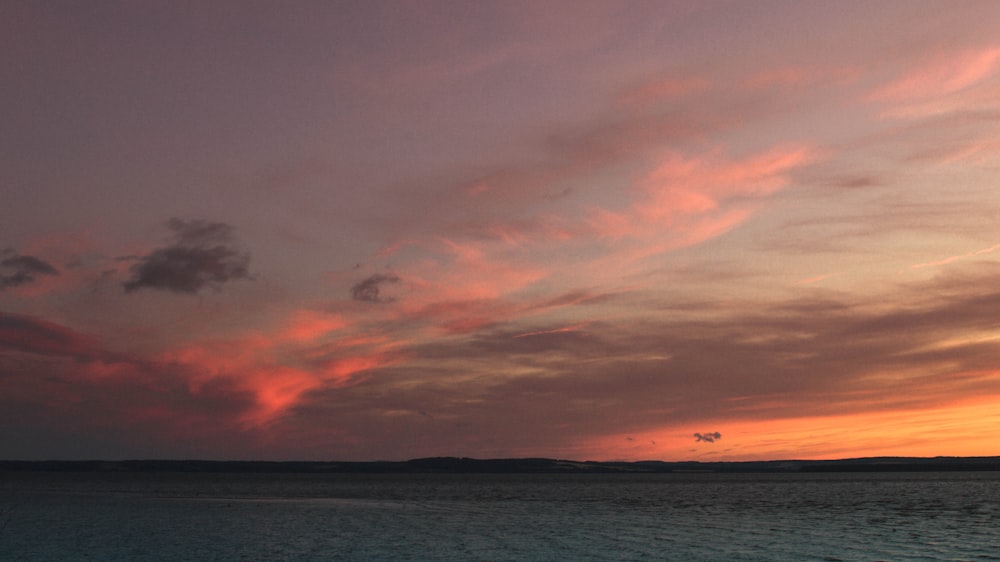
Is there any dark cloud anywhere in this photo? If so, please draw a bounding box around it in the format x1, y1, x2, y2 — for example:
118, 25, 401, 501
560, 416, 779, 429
0, 248, 58, 289
350, 273, 401, 303
123, 218, 252, 294
0, 312, 261, 459
831, 175, 882, 189
694, 432, 722, 443
0, 312, 100, 360
534, 289, 619, 310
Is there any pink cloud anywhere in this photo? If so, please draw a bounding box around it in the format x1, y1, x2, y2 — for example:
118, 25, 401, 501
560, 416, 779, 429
280, 309, 347, 343
870, 46, 1000, 102
157, 307, 402, 428
586, 146, 814, 260
911, 243, 1000, 270
345, 144, 815, 344
868, 45, 1000, 119
389, 237, 550, 326
166, 341, 396, 428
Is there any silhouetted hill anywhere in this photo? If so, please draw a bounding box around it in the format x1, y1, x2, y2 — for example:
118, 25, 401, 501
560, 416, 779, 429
2, 456, 1000, 473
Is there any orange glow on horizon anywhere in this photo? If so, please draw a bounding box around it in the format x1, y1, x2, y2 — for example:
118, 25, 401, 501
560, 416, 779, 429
580, 395, 1000, 462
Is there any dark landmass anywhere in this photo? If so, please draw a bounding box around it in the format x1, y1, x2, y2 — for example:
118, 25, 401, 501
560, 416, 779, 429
2, 456, 1000, 474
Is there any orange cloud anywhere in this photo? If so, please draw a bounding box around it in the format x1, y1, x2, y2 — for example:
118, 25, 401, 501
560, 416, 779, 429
280, 309, 347, 343
160, 308, 400, 428
239, 366, 319, 426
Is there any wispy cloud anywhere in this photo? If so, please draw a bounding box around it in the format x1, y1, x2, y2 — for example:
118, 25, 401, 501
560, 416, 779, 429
869, 46, 1000, 103
870, 45, 1000, 119
0, 249, 58, 290
350, 273, 402, 303
911, 243, 1000, 270
0, 312, 98, 360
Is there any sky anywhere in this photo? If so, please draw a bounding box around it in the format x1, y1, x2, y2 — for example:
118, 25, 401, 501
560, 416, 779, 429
3, 1, 1000, 462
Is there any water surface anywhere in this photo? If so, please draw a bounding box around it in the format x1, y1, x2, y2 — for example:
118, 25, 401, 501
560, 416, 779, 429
2, 471, 998, 560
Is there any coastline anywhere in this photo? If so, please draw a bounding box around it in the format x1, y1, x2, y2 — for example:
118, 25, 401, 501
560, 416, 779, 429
3, 456, 1000, 474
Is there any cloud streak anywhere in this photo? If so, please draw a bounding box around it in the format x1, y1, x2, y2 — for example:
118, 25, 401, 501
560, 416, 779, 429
0, 312, 99, 360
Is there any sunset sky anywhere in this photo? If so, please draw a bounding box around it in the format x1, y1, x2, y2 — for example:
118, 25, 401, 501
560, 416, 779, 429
4, 1, 1000, 462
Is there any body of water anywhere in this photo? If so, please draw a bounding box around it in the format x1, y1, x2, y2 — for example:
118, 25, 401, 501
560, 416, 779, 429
2, 471, 999, 560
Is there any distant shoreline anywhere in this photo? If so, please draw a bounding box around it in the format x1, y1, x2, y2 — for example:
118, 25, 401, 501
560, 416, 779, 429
3, 456, 1000, 474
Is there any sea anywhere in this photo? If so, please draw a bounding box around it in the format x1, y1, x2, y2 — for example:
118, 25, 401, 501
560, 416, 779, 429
1, 471, 998, 561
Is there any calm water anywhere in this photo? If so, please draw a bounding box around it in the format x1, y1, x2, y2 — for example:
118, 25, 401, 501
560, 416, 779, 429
2, 471, 999, 561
